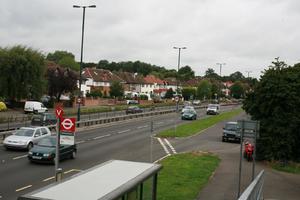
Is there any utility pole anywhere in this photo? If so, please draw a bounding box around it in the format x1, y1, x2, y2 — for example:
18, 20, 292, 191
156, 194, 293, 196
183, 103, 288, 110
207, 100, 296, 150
246, 71, 252, 78
216, 63, 226, 77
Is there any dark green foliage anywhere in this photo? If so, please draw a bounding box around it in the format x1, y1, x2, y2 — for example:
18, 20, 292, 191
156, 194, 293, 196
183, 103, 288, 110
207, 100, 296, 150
86, 89, 102, 98
47, 50, 79, 71
140, 94, 148, 100
197, 80, 212, 100
204, 68, 220, 79
165, 88, 174, 99
0, 45, 46, 101
182, 87, 196, 100
243, 60, 300, 162
230, 81, 245, 99
109, 81, 124, 98
178, 66, 195, 81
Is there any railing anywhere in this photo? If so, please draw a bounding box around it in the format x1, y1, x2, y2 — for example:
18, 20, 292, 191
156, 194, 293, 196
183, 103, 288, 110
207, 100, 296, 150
238, 170, 264, 200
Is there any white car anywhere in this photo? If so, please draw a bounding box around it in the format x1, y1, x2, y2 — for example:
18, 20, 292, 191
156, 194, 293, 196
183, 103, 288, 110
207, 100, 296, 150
206, 104, 220, 115
3, 127, 51, 150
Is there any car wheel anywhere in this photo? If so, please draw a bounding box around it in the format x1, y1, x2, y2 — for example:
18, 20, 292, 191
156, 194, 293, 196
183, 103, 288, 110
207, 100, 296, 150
27, 142, 33, 150
71, 151, 76, 159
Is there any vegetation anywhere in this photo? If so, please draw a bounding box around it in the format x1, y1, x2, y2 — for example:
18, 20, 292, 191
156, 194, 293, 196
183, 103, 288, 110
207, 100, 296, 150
46, 50, 80, 71
197, 80, 212, 100
270, 161, 300, 174
230, 81, 245, 99
243, 59, 300, 162
182, 87, 196, 100
158, 108, 243, 137
157, 152, 220, 200
109, 81, 124, 98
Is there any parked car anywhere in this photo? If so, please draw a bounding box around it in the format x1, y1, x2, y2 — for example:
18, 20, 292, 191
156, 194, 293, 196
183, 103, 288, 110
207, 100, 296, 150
222, 122, 240, 142
192, 100, 201, 105
126, 106, 143, 114
181, 109, 197, 120
31, 113, 57, 127
181, 106, 195, 114
3, 127, 51, 150
126, 100, 139, 105
28, 136, 76, 164
206, 104, 220, 115
24, 101, 48, 114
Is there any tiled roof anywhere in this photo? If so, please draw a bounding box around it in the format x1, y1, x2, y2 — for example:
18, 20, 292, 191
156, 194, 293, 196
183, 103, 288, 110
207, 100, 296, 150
115, 71, 145, 84
184, 77, 202, 86
82, 68, 124, 82
144, 75, 164, 85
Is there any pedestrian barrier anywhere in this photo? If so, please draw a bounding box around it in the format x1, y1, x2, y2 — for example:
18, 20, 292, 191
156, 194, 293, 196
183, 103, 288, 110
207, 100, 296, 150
238, 170, 264, 200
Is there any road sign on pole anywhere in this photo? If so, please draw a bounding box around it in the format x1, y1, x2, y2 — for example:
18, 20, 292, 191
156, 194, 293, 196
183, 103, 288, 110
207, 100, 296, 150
55, 106, 64, 119
60, 118, 76, 133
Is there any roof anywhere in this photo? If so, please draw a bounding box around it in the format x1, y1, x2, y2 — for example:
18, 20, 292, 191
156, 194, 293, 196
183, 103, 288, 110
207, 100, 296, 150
184, 77, 202, 87
114, 71, 145, 84
144, 75, 164, 85
82, 68, 124, 83
19, 160, 162, 200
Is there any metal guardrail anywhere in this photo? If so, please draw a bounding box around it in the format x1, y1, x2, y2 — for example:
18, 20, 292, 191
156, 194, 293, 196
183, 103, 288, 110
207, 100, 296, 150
238, 170, 265, 200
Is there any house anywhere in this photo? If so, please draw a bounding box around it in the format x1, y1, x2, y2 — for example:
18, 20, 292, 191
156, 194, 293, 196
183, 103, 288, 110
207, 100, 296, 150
141, 75, 165, 99
222, 81, 234, 96
81, 68, 124, 97
114, 71, 144, 98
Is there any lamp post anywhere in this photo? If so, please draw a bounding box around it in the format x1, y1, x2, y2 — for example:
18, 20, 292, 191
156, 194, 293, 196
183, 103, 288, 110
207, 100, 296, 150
173, 46, 186, 112
216, 62, 226, 77
73, 4, 96, 122
246, 70, 252, 78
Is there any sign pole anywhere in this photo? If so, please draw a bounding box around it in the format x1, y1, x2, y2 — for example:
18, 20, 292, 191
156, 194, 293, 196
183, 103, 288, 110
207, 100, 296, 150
55, 117, 61, 181
237, 120, 244, 198
252, 121, 258, 181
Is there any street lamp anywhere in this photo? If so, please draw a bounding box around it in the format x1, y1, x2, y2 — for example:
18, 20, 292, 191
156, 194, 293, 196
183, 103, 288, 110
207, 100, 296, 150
246, 70, 252, 78
73, 4, 96, 121
173, 46, 186, 112
216, 62, 226, 77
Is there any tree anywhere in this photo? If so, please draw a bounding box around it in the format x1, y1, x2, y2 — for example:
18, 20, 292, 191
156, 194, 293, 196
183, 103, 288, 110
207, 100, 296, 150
181, 87, 196, 100
229, 71, 245, 82
58, 57, 80, 71
110, 81, 124, 98
197, 80, 212, 100
164, 88, 174, 99
47, 50, 79, 71
47, 65, 78, 101
243, 59, 300, 162
0, 45, 46, 101
178, 65, 195, 81
230, 81, 245, 99
205, 68, 220, 79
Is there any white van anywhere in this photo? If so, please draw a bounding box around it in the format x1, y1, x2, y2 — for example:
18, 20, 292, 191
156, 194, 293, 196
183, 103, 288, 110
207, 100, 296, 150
24, 101, 48, 114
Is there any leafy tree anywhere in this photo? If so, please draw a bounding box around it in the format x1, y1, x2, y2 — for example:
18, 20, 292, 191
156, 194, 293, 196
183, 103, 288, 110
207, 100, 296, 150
110, 81, 124, 98
0, 45, 46, 101
178, 66, 195, 81
182, 87, 196, 100
205, 68, 220, 79
197, 80, 212, 100
164, 88, 174, 99
86, 88, 102, 98
47, 65, 78, 101
229, 71, 245, 82
47, 50, 79, 71
243, 59, 300, 162
230, 81, 245, 99
58, 57, 80, 71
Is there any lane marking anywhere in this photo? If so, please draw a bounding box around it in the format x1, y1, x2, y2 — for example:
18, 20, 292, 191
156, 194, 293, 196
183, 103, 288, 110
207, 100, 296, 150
156, 122, 164, 125
43, 176, 55, 182
117, 129, 130, 134
76, 140, 85, 144
164, 138, 177, 154
12, 154, 27, 160
137, 125, 148, 129
157, 138, 170, 155
16, 185, 32, 192
93, 134, 111, 140
64, 169, 82, 174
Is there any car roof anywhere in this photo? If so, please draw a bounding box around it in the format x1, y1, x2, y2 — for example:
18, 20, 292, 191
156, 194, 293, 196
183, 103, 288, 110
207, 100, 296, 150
20, 126, 48, 130
226, 122, 238, 125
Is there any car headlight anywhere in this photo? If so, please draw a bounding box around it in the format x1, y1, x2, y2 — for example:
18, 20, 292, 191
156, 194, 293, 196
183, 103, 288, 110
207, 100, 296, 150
19, 141, 27, 145
43, 153, 50, 157
28, 152, 33, 155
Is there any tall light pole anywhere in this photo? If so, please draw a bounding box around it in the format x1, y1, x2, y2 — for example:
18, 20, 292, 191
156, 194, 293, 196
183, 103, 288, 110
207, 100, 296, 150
216, 62, 226, 77
73, 4, 96, 122
246, 70, 252, 78
173, 46, 186, 112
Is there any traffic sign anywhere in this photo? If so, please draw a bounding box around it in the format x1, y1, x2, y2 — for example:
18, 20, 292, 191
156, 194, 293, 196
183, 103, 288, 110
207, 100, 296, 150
55, 107, 64, 119
77, 98, 81, 104
175, 96, 179, 102
60, 118, 76, 133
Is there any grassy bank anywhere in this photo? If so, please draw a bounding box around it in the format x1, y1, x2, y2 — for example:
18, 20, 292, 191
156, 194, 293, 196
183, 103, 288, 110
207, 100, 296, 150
158, 108, 243, 138
271, 162, 300, 174
157, 152, 220, 200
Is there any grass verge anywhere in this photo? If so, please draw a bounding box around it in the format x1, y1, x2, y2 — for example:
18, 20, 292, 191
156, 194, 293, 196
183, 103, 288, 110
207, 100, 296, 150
158, 108, 243, 138
270, 161, 300, 174
157, 152, 220, 200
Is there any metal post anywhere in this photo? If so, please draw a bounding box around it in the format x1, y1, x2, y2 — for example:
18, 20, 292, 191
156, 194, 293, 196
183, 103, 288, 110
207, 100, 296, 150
152, 173, 158, 200
55, 118, 60, 181
237, 120, 244, 198
252, 121, 258, 181
150, 116, 154, 162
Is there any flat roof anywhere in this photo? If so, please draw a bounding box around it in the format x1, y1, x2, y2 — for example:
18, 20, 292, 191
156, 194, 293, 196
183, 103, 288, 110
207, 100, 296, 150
19, 160, 162, 200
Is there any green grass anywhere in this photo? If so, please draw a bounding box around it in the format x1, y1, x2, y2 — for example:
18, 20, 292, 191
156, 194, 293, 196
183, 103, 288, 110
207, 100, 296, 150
271, 162, 300, 174
158, 108, 243, 138
157, 152, 220, 200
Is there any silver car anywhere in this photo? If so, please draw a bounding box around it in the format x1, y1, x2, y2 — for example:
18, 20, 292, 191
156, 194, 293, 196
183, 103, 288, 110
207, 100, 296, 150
3, 127, 51, 150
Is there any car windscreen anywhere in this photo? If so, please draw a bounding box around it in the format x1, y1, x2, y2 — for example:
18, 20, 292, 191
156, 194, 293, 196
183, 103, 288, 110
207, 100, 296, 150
37, 137, 56, 147
183, 110, 195, 114
225, 123, 238, 131
15, 129, 34, 137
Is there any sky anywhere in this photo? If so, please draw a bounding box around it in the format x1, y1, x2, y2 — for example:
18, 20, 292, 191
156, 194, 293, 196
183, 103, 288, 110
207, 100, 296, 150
1, 0, 300, 79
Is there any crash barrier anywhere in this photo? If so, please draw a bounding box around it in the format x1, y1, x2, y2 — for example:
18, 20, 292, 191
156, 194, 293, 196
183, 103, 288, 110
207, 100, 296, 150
0, 103, 239, 140
238, 170, 264, 200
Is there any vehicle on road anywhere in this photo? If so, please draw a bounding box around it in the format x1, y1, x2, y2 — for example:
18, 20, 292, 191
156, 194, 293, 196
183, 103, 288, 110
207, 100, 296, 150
192, 100, 201, 105
244, 141, 254, 161
28, 136, 76, 164
24, 101, 48, 114
206, 104, 220, 115
125, 106, 143, 114
31, 113, 57, 127
3, 127, 51, 150
126, 100, 139, 105
181, 105, 195, 114
222, 122, 240, 142
181, 109, 197, 120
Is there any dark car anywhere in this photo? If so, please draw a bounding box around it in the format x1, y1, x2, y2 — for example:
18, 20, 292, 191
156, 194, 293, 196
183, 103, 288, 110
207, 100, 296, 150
28, 136, 76, 164
125, 106, 143, 114
222, 122, 240, 142
31, 113, 57, 126
181, 109, 197, 120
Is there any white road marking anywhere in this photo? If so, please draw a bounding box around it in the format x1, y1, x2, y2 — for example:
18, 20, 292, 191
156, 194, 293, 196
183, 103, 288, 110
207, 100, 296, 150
16, 185, 32, 192
64, 169, 81, 174
43, 176, 55, 182
93, 134, 111, 140
137, 125, 148, 129
118, 129, 130, 134
157, 138, 170, 155
164, 138, 177, 154
156, 122, 164, 125
76, 140, 85, 144
12, 154, 27, 160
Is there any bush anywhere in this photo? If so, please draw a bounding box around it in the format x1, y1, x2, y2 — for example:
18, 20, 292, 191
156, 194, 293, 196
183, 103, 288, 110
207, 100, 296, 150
0, 102, 7, 111
139, 94, 148, 100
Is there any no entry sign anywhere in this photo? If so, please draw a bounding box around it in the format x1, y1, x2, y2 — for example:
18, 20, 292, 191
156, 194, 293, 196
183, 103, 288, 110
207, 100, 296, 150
60, 118, 76, 133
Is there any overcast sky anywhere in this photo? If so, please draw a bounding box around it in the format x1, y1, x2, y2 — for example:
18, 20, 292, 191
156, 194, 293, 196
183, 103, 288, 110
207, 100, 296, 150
1, 0, 300, 78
